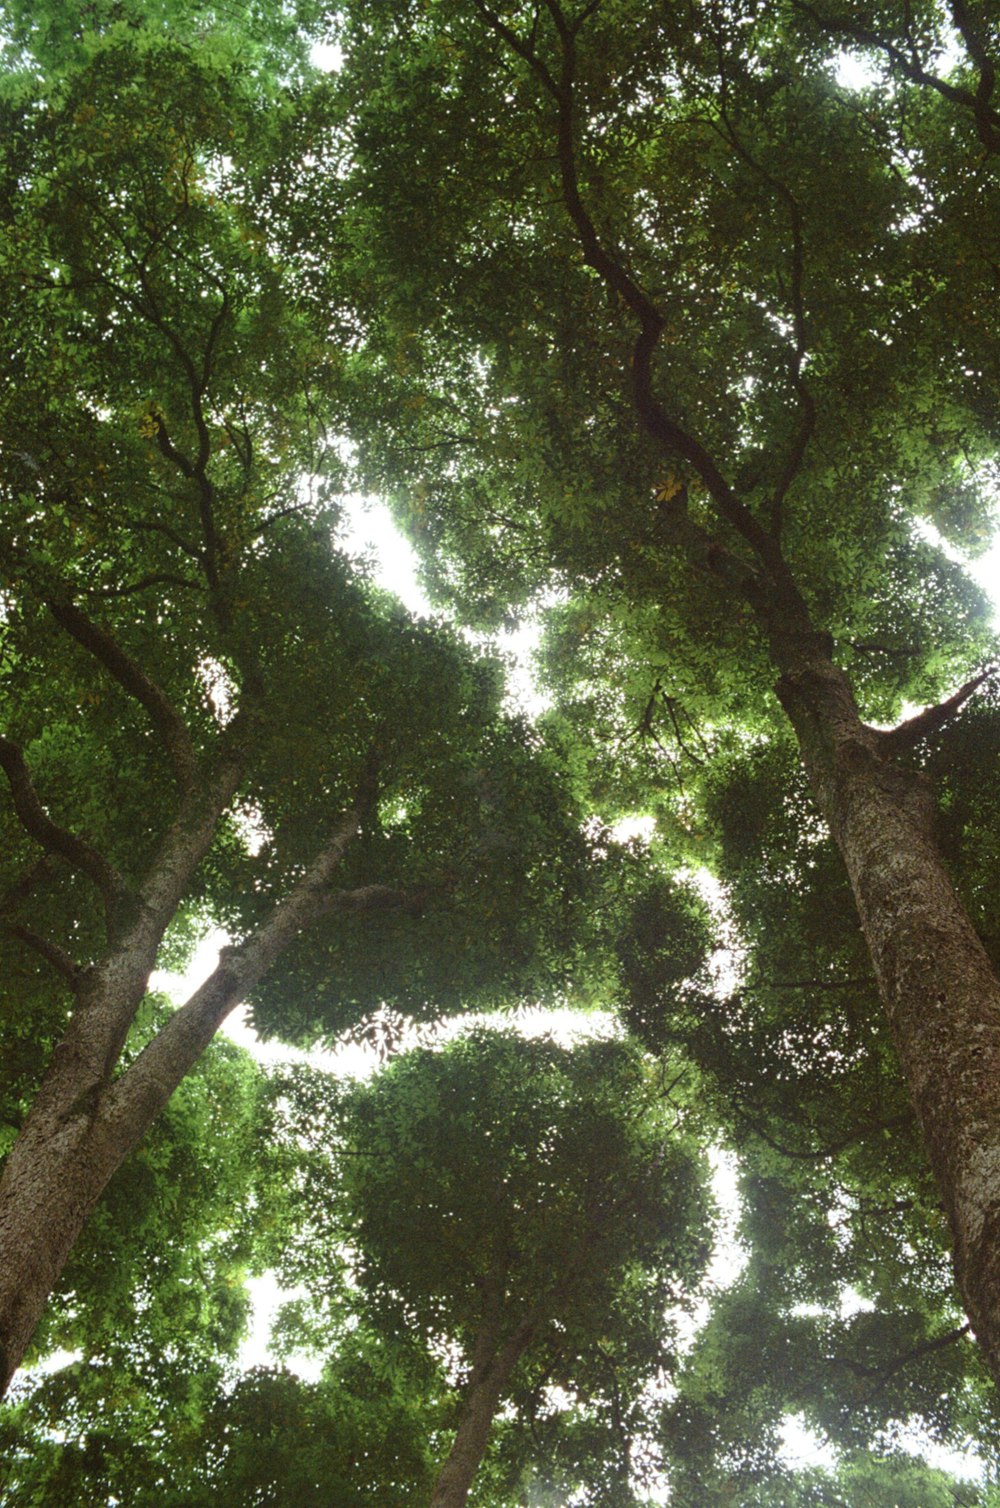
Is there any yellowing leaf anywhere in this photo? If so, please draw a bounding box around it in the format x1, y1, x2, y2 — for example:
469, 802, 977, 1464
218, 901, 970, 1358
653, 476, 684, 504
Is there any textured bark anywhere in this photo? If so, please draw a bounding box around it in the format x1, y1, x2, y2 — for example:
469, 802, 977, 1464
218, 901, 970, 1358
429, 1320, 535, 1508
0, 1075, 137, 1399
772, 628, 1000, 1388
0, 799, 374, 1397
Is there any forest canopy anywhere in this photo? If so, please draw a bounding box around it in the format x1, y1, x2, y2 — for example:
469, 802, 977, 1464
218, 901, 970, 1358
2, 0, 1000, 1503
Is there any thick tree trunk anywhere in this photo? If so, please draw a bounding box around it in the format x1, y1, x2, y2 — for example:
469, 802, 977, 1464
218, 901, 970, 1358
0, 804, 374, 1397
429, 1321, 535, 1508
772, 628, 1000, 1386
0, 1079, 139, 1397
0, 954, 245, 1397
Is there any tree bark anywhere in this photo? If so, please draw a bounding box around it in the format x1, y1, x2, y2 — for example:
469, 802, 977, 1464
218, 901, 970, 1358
770, 626, 1000, 1388
0, 801, 374, 1397
429, 1320, 536, 1508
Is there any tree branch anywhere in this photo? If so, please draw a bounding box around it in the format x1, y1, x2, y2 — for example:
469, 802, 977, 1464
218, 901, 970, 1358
737, 1104, 912, 1161
320, 883, 429, 916
473, 0, 808, 610
876, 667, 993, 755
46, 599, 199, 792
83, 571, 200, 599
795, 0, 1000, 152
108, 753, 384, 1139
2, 921, 83, 988
0, 736, 125, 909
831, 1322, 971, 1398
123, 512, 202, 562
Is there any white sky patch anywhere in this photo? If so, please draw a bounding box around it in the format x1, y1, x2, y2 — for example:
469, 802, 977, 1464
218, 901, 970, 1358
705, 1146, 748, 1291
687, 865, 746, 996
336, 493, 552, 715
336, 495, 431, 616
500, 1002, 619, 1047
232, 799, 270, 857
8, 1347, 83, 1407
913, 517, 1000, 622
838, 1285, 874, 1319
310, 39, 343, 73
197, 655, 237, 725
238, 1273, 325, 1382
612, 813, 657, 844
673, 1147, 748, 1360
779, 1413, 839, 1471
965, 536, 1000, 606
833, 49, 880, 91
890, 1429, 984, 1483
468, 611, 554, 719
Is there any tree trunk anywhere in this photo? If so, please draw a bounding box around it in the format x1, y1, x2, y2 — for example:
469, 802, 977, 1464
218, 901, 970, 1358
772, 627, 1000, 1387
0, 954, 246, 1398
429, 1321, 535, 1508
0, 1079, 128, 1397
0, 804, 374, 1396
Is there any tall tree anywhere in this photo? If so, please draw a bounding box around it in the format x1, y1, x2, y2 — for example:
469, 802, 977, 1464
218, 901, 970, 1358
270, 1028, 714, 1508
0, 1017, 280, 1506
0, 1, 616, 1393
324, 0, 1000, 1382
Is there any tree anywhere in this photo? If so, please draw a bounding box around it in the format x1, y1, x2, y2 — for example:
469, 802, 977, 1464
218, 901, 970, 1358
323, 0, 1000, 1382
181, 1353, 441, 1508
0, 2, 619, 1393
269, 1028, 714, 1507
0, 1019, 281, 1506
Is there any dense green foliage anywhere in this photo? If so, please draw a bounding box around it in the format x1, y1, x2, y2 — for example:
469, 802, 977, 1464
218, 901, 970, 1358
235, 1029, 715, 1505
4, 0, 1000, 1502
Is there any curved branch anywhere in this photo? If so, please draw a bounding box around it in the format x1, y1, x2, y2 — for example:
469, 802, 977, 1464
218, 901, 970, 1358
876, 666, 993, 755
2, 921, 83, 989
831, 1322, 971, 1398
472, 0, 807, 609
950, 0, 1000, 151
737, 1103, 912, 1161
0, 736, 124, 908
46, 599, 199, 792
83, 572, 200, 599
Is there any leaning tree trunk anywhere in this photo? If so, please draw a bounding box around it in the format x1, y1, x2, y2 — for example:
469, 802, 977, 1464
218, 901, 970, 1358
0, 1053, 140, 1399
0, 802, 378, 1397
771, 623, 1000, 1387
430, 1320, 535, 1508
0, 942, 251, 1397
